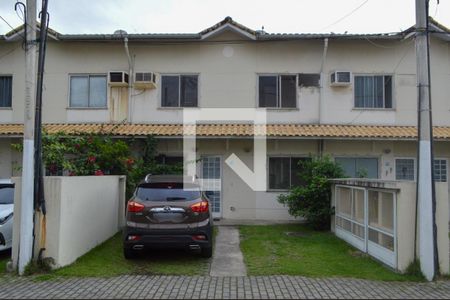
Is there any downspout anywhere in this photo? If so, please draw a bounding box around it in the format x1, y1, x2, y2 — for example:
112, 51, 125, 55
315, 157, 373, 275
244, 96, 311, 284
319, 38, 329, 125
124, 37, 133, 123
318, 38, 328, 157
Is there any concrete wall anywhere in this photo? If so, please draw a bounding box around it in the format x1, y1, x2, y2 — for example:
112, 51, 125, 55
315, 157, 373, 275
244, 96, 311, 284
0, 32, 449, 126
12, 176, 126, 269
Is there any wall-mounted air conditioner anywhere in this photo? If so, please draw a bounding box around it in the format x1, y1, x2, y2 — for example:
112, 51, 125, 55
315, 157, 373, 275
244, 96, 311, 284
108, 71, 129, 87
330, 71, 352, 87
134, 72, 157, 89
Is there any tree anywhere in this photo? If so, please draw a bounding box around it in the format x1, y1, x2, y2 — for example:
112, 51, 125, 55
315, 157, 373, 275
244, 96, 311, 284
278, 155, 344, 230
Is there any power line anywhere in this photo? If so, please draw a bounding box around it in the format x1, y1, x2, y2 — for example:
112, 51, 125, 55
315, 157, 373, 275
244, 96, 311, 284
0, 44, 21, 61
0, 14, 25, 40
320, 0, 370, 31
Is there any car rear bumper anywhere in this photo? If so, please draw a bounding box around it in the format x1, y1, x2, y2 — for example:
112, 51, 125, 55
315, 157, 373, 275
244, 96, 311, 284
123, 222, 213, 250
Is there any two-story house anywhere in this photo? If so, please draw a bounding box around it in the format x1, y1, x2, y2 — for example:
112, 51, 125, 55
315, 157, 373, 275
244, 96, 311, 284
0, 17, 449, 221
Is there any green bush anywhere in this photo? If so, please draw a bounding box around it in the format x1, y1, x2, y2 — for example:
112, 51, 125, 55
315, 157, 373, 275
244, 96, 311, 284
12, 132, 182, 198
278, 155, 344, 230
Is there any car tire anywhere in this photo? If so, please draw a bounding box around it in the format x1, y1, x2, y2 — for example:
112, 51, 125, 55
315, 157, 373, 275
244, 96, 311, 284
123, 248, 137, 259
201, 246, 213, 258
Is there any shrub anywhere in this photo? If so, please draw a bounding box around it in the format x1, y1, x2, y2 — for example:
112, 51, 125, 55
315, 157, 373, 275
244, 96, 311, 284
12, 132, 182, 198
278, 155, 344, 230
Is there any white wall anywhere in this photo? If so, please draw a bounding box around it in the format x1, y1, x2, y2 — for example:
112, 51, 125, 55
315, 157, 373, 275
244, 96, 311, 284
11, 176, 126, 269
0, 33, 449, 126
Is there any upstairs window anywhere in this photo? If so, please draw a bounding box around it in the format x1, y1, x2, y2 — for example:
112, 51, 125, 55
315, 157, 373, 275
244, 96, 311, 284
0, 76, 12, 108
354, 75, 392, 109
161, 75, 198, 107
258, 75, 297, 108
69, 75, 107, 108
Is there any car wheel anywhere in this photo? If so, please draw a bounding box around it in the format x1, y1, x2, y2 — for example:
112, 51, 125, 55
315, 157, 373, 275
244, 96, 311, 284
201, 246, 213, 258
123, 248, 137, 259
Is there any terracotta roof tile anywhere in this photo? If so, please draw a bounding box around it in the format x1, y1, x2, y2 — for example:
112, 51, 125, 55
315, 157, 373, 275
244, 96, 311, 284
1, 123, 450, 140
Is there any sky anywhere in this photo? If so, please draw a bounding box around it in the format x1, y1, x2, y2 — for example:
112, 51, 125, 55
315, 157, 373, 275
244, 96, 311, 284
0, 0, 449, 35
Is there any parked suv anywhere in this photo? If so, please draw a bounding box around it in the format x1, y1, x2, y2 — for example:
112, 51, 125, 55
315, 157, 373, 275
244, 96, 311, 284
123, 175, 213, 259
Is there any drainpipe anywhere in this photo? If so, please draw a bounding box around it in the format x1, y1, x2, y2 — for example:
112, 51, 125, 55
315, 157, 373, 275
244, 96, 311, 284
318, 38, 329, 124
124, 37, 133, 123
318, 38, 328, 158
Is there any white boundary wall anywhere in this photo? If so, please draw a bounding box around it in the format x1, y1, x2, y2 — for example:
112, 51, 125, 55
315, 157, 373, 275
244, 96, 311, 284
331, 179, 449, 275
12, 176, 126, 269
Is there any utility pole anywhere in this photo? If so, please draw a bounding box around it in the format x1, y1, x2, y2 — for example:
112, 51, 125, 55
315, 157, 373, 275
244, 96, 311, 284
18, 0, 37, 275
415, 0, 437, 281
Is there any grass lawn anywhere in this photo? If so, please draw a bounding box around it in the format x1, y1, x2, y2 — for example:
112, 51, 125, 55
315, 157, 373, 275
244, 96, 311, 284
35, 232, 211, 280
239, 224, 423, 281
0, 250, 10, 274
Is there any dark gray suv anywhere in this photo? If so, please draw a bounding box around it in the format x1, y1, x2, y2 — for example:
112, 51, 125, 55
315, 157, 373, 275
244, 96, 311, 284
123, 175, 213, 259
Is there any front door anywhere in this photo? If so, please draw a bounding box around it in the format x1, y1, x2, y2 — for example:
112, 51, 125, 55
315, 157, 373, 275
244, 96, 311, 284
201, 156, 222, 219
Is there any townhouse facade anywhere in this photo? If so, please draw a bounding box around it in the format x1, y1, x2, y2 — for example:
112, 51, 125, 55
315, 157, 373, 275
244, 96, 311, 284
0, 17, 449, 221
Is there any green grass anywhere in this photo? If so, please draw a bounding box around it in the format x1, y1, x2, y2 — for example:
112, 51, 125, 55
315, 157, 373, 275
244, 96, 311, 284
0, 250, 10, 274
239, 224, 423, 281
34, 232, 211, 280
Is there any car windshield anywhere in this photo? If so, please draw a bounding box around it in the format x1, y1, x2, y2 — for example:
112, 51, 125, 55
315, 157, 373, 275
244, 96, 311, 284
0, 186, 14, 205
136, 182, 201, 201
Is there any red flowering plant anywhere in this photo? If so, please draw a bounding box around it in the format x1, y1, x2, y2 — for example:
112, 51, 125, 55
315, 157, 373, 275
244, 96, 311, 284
12, 132, 182, 197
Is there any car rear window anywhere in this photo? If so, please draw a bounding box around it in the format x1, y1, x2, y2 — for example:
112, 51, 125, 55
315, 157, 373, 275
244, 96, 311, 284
136, 182, 201, 201
0, 186, 14, 205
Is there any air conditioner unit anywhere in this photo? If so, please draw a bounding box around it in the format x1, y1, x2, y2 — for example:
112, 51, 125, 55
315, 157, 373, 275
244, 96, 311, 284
330, 71, 352, 86
134, 72, 157, 89
108, 71, 129, 87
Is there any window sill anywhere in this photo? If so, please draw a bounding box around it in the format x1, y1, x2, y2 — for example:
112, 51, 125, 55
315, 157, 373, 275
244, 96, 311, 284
352, 108, 396, 112
157, 107, 199, 110
259, 107, 299, 111
0, 107, 12, 110
66, 107, 108, 110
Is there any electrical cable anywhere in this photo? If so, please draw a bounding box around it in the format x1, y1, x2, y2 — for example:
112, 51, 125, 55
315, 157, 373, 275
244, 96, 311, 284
346, 38, 415, 125
0, 44, 21, 61
0, 14, 25, 40
319, 0, 370, 31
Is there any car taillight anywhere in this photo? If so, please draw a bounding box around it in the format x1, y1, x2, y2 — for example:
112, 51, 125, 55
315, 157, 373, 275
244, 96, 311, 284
127, 235, 141, 241
190, 200, 209, 213
127, 201, 145, 213
192, 234, 207, 241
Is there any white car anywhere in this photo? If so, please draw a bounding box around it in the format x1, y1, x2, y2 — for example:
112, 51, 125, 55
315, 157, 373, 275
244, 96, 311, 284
0, 179, 14, 252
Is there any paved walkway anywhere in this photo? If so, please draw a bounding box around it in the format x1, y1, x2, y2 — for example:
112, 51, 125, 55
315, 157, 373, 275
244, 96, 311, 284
0, 275, 450, 299
210, 226, 247, 277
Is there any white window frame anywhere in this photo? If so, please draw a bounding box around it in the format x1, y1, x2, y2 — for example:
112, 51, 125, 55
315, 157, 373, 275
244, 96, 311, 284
257, 73, 298, 109
335, 185, 397, 268
394, 157, 416, 181
0, 74, 13, 109
353, 74, 394, 109
433, 158, 448, 183
68, 74, 108, 109
159, 73, 200, 108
